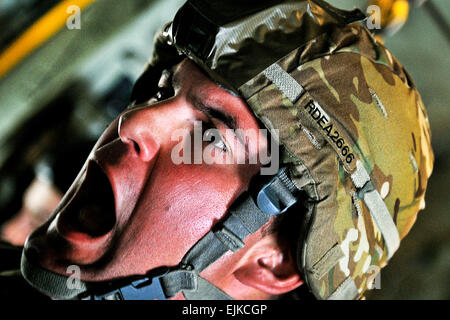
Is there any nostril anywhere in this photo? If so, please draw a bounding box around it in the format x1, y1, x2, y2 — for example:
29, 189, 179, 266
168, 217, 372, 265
119, 135, 141, 156
132, 140, 141, 154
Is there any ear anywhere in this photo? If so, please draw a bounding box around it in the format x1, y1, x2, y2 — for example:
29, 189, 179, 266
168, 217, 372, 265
233, 234, 303, 296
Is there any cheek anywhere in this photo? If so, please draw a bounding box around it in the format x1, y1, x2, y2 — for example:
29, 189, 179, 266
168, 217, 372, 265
127, 153, 255, 265
140, 165, 239, 235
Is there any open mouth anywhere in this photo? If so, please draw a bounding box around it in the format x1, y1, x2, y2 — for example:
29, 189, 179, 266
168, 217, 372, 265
56, 160, 116, 240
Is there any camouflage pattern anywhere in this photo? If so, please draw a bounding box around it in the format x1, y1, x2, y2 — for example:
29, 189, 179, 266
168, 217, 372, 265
239, 21, 433, 299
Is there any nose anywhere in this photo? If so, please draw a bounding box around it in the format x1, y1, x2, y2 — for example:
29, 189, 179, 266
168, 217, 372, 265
118, 104, 162, 162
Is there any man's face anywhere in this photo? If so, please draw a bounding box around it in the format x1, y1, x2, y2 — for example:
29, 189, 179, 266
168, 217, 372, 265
24, 59, 268, 284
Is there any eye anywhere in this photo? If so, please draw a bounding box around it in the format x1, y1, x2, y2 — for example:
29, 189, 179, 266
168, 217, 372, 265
203, 126, 228, 152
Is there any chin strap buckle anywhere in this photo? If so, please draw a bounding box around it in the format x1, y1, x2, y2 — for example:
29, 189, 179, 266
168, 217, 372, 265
256, 167, 298, 215
82, 271, 169, 300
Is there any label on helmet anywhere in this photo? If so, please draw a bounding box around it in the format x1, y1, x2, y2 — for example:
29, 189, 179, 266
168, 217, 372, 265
299, 98, 357, 173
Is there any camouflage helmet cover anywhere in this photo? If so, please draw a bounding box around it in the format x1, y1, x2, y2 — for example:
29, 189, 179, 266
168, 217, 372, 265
132, 0, 434, 299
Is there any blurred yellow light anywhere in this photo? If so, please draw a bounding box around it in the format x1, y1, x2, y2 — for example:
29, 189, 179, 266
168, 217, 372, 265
0, 0, 95, 79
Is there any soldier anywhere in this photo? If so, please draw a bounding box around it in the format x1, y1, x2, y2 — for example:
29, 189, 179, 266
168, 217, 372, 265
12, 0, 434, 300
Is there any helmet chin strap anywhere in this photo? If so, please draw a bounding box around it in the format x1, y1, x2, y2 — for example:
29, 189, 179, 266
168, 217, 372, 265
21, 250, 87, 299
21, 168, 298, 300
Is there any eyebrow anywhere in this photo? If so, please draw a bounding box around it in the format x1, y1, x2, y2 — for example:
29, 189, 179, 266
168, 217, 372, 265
192, 97, 237, 131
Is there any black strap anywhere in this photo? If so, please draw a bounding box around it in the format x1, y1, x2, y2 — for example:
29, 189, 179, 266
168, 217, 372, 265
181, 193, 271, 273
